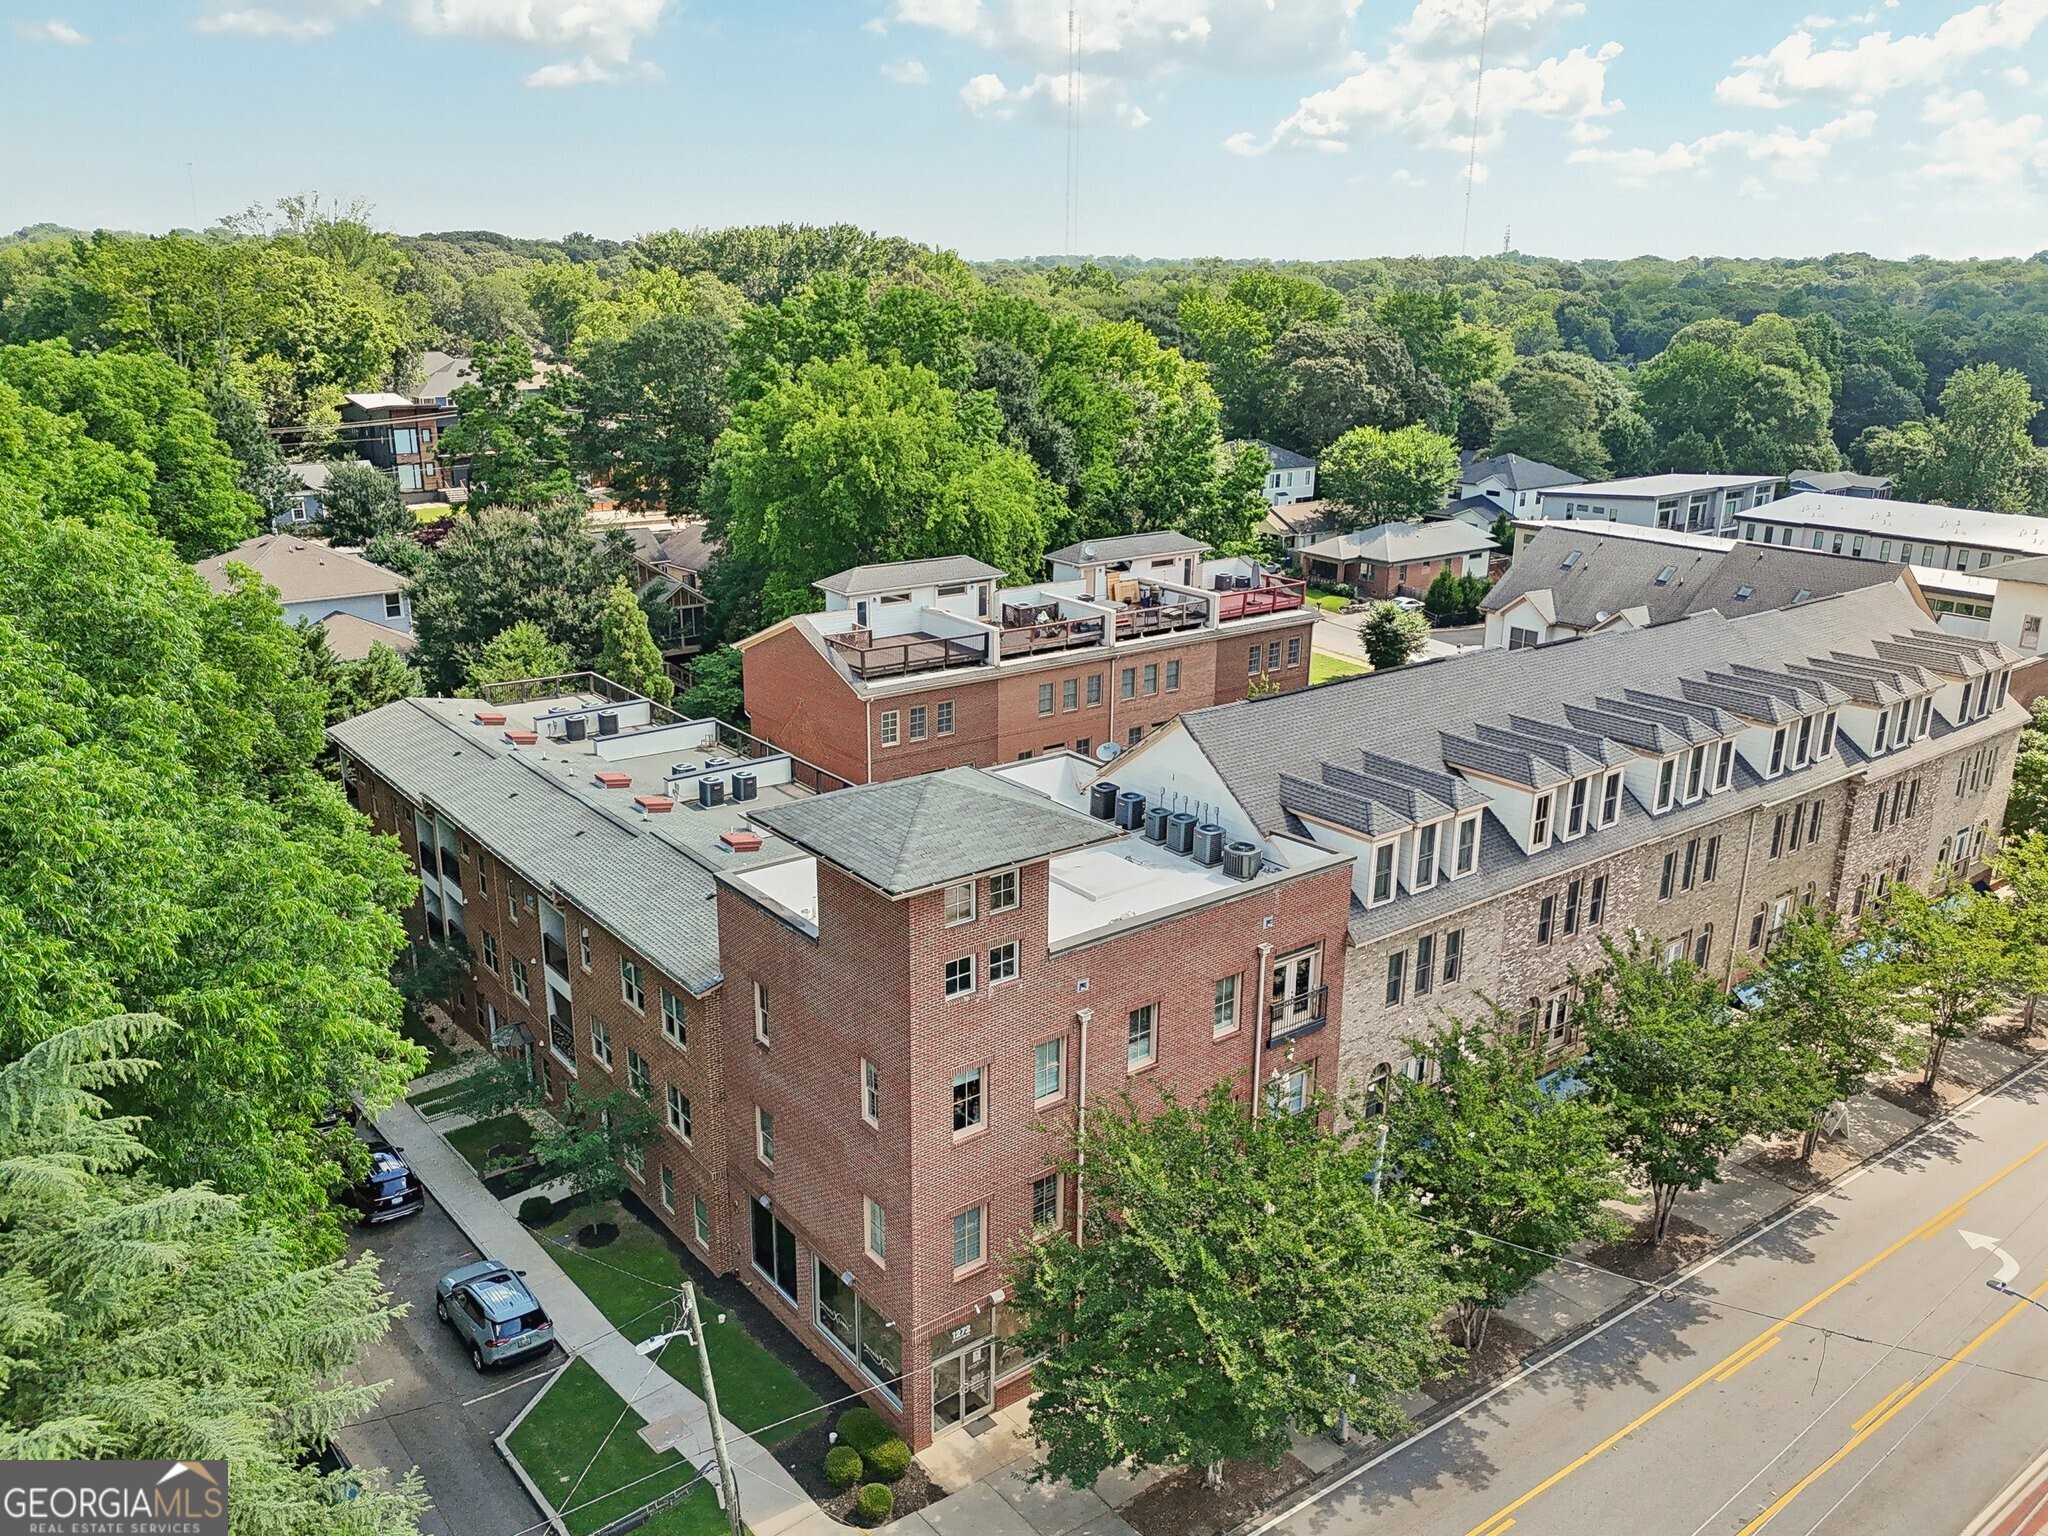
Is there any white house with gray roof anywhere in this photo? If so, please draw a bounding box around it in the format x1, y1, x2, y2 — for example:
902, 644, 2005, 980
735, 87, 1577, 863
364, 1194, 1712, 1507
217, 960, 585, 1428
1458, 452, 1584, 516
1734, 491, 2048, 574
1534, 473, 1782, 535
196, 534, 412, 652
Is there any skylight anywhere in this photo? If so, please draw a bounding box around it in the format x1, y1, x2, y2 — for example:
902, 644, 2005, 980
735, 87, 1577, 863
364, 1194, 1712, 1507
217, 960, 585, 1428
1792, 588, 1813, 604
1654, 565, 1677, 586
1561, 550, 1582, 570
1734, 585, 1754, 601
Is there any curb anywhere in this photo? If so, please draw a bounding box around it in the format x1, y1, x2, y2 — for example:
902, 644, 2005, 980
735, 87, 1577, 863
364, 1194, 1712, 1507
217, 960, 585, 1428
1225, 1041, 2048, 1536
496, 1359, 576, 1536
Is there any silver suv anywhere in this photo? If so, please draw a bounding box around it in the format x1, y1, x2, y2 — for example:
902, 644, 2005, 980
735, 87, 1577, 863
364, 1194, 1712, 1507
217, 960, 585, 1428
434, 1261, 555, 1372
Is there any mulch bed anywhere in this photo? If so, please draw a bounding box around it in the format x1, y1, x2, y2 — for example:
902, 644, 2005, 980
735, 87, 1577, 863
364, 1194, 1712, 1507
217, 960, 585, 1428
1121, 1455, 1311, 1536
1583, 1214, 1718, 1281
1419, 1317, 1543, 1404
778, 1419, 942, 1525
1747, 1137, 1861, 1193
1871, 1072, 1972, 1115
482, 1161, 541, 1199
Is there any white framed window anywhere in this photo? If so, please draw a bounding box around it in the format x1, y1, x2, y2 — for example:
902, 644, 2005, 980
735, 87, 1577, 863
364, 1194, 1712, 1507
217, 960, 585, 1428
944, 881, 976, 926
1531, 793, 1553, 848
659, 1166, 675, 1211
1455, 815, 1480, 875
661, 989, 687, 1050
384, 591, 403, 618
1414, 822, 1439, 888
1269, 1064, 1314, 1117
1213, 974, 1240, 1037
861, 1057, 881, 1127
952, 1205, 985, 1274
756, 1106, 775, 1167
908, 704, 928, 741
1566, 779, 1588, 838
1602, 771, 1623, 824
937, 699, 955, 735
579, 925, 591, 970
693, 1196, 710, 1247
1032, 1172, 1062, 1229
988, 869, 1019, 912
622, 1140, 643, 1179
952, 1067, 984, 1135
864, 1196, 887, 1266
753, 981, 769, 1045
879, 711, 899, 747
1655, 758, 1677, 810
1370, 842, 1396, 904
988, 940, 1019, 986
620, 957, 644, 1011
510, 957, 531, 1003
666, 1085, 692, 1143
1127, 1003, 1157, 1070
589, 1016, 612, 1070
627, 1048, 650, 1098
482, 930, 500, 973
944, 955, 975, 998
1034, 1038, 1064, 1103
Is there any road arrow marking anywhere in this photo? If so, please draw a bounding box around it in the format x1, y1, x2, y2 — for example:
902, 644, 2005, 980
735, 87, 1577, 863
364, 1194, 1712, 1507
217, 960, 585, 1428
1960, 1229, 2022, 1287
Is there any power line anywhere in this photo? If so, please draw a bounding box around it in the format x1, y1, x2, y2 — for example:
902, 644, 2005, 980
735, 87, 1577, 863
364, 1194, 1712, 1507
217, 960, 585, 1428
1461, 0, 1493, 257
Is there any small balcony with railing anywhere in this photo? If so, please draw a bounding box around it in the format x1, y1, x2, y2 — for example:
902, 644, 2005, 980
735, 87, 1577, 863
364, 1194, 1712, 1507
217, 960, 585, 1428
541, 932, 570, 978
1267, 984, 1329, 1042
1110, 580, 1212, 640
1205, 556, 1308, 622
818, 602, 996, 681
547, 992, 574, 1060
998, 591, 1113, 657
436, 845, 463, 894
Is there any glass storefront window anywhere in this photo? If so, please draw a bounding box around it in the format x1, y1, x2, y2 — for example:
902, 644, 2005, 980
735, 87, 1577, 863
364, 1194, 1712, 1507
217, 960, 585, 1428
814, 1260, 901, 1404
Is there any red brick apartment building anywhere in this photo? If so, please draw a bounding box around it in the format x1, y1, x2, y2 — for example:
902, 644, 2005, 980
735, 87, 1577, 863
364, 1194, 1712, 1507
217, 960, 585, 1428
330, 681, 1353, 1450
737, 533, 1319, 786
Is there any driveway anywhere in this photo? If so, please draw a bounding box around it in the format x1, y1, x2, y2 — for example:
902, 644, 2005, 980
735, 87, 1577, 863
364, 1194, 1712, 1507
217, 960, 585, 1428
336, 1181, 552, 1536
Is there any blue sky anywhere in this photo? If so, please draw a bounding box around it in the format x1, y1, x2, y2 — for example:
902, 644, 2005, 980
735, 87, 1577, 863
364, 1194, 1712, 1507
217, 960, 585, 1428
3, 0, 2045, 260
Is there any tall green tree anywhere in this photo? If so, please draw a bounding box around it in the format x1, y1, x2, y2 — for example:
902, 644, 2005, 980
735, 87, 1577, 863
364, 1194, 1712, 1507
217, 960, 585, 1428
0, 1014, 430, 1536
317, 460, 413, 547
2007, 699, 2048, 835
595, 578, 676, 704
1634, 315, 1839, 475
300, 623, 422, 726
1748, 907, 1904, 1159
1009, 1080, 1461, 1489
1319, 424, 1461, 527
1864, 364, 2044, 512
1261, 320, 1448, 452
1876, 884, 2024, 1092
1575, 936, 1774, 1242
1176, 269, 1345, 438
1384, 1020, 1621, 1347
710, 353, 1055, 622
676, 645, 746, 726
571, 311, 732, 512
464, 621, 573, 694
438, 338, 577, 510
1489, 363, 1608, 480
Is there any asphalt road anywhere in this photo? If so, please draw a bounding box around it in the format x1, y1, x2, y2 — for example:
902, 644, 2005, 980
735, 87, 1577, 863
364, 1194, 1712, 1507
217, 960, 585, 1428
335, 1185, 553, 1536
1256, 1058, 2048, 1536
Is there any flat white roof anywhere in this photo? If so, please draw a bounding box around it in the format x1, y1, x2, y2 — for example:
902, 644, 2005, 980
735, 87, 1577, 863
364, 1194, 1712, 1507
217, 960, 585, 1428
1756, 492, 2048, 555
1541, 474, 1780, 499
1516, 519, 1736, 553
1910, 565, 1998, 598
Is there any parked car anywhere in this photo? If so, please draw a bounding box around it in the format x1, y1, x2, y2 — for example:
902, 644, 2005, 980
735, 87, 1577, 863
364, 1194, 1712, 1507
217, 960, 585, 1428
435, 1261, 556, 1372
339, 1145, 425, 1224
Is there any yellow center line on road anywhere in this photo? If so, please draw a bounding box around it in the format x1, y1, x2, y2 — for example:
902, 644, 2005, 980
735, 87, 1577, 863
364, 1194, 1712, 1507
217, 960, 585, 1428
1458, 1134, 2048, 1536
1469, 1518, 1516, 1536
1732, 1273, 2048, 1535
1849, 1380, 1915, 1433
1715, 1335, 1782, 1383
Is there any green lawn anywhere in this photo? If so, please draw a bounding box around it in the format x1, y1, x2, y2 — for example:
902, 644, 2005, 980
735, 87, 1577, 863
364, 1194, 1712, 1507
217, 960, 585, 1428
539, 1204, 825, 1449
1310, 652, 1370, 685
507, 1359, 730, 1536
399, 1012, 457, 1077
442, 1113, 533, 1174
1308, 592, 1350, 612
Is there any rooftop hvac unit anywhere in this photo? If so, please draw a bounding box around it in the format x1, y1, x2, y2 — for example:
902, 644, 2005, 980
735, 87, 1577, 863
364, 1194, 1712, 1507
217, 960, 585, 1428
1089, 781, 1119, 820
1114, 790, 1146, 831
1193, 824, 1227, 866
730, 770, 758, 802
697, 777, 725, 809
564, 716, 588, 742
1166, 812, 1199, 855
1222, 841, 1262, 881
596, 711, 620, 738
1143, 805, 1170, 843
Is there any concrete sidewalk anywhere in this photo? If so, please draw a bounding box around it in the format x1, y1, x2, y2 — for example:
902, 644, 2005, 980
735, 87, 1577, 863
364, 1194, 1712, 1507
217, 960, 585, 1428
377, 1100, 844, 1536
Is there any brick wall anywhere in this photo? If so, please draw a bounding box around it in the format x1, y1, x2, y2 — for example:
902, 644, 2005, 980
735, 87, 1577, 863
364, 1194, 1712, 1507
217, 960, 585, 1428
740, 627, 875, 787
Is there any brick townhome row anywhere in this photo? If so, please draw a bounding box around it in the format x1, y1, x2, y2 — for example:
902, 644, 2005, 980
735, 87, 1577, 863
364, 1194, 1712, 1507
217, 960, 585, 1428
736, 534, 1319, 786
329, 583, 2023, 1453
332, 694, 1351, 1449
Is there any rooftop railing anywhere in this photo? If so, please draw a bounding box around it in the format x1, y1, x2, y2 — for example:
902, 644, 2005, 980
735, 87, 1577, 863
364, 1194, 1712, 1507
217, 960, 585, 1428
999, 615, 1110, 656
1217, 576, 1308, 621
827, 629, 991, 680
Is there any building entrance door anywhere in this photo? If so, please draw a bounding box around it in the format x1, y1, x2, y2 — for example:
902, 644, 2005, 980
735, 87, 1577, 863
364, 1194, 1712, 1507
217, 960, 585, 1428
930, 1339, 995, 1433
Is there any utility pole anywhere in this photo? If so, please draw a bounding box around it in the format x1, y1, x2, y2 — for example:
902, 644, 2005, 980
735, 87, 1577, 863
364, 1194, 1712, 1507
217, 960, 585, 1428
683, 1284, 744, 1536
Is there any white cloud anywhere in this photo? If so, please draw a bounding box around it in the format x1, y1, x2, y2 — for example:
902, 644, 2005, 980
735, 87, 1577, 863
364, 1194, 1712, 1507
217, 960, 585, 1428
1391, 166, 1427, 185
1916, 89, 2048, 182
1570, 107, 1877, 185
958, 67, 1151, 127
881, 57, 931, 84
12, 17, 88, 43
2003, 64, 2031, 85
193, 0, 669, 84
1717, 0, 2048, 108
888, 0, 1359, 80
1396, 0, 1583, 56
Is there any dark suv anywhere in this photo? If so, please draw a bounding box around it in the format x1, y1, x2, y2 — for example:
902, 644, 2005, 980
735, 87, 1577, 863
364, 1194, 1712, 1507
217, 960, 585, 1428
340, 1145, 425, 1224
435, 1261, 556, 1371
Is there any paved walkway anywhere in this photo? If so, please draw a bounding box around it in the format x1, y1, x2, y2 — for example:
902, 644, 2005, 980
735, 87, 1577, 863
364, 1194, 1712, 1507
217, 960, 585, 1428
377, 1101, 841, 1536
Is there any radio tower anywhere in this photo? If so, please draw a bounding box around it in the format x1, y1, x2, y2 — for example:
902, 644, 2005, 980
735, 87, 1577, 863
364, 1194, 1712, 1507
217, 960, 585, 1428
1065, 3, 1081, 258
1460, 0, 1492, 257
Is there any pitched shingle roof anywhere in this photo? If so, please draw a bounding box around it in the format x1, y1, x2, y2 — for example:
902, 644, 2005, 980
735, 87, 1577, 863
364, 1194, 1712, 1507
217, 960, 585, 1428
1044, 532, 1211, 565
1301, 521, 1497, 564
746, 766, 1115, 895
1461, 453, 1584, 492
316, 611, 416, 660
814, 556, 1007, 598
1241, 440, 1316, 472
196, 535, 404, 605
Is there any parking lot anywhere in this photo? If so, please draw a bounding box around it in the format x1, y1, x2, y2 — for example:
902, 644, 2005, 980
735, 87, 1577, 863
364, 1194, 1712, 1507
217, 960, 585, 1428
335, 1185, 553, 1536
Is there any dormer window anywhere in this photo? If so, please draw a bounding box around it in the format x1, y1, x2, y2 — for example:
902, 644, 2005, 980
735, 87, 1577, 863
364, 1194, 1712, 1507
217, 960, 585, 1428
1684, 744, 1706, 802
1532, 793, 1554, 849
1816, 711, 1837, 758
1768, 728, 1787, 775
1655, 759, 1676, 812
1917, 694, 1933, 735
1601, 771, 1623, 825
1370, 843, 1396, 905
1874, 710, 1890, 753
1713, 739, 1735, 790
1413, 823, 1440, 891
1891, 700, 1911, 744
1794, 715, 1813, 767
1454, 815, 1480, 877
1566, 778, 1589, 838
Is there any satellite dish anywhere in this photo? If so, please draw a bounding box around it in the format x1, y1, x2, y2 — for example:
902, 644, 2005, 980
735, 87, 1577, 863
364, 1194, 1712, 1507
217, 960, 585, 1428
1096, 742, 1123, 762
1082, 543, 1097, 559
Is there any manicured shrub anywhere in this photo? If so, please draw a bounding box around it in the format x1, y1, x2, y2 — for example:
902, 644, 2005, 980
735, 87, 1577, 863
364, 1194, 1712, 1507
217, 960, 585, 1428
854, 1483, 893, 1526
834, 1406, 891, 1456
864, 1437, 910, 1483
822, 1444, 863, 1489
517, 1195, 554, 1226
